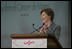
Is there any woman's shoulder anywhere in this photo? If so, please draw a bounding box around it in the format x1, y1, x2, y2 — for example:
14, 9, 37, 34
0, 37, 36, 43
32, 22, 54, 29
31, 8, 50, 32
48, 22, 61, 30
54, 23, 61, 29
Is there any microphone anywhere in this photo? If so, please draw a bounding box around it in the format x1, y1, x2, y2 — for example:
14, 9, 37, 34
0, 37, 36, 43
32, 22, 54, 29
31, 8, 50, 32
30, 23, 45, 34
32, 23, 39, 32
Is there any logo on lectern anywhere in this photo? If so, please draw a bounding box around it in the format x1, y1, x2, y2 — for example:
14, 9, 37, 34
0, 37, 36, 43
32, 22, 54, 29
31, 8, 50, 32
24, 40, 35, 45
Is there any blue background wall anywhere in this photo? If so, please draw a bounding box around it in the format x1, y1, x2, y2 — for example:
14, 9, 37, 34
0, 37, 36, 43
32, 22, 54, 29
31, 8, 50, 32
1, 1, 71, 48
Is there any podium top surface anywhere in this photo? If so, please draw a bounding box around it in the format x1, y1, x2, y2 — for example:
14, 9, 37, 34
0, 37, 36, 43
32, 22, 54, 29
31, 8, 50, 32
10, 34, 49, 38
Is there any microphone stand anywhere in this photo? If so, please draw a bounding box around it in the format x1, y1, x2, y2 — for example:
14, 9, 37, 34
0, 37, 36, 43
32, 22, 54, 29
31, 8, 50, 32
30, 26, 42, 34
30, 29, 39, 34
30, 23, 45, 34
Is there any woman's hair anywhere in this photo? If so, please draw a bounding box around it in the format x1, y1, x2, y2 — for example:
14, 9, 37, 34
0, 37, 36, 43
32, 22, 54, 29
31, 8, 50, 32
40, 8, 54, 21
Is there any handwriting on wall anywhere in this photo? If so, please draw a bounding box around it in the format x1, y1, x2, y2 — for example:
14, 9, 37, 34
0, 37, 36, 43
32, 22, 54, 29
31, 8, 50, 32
1, 1, 50, 12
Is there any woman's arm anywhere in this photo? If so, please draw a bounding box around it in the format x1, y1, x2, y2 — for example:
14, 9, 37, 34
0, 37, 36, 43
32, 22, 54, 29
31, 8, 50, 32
54, 25, 61, 40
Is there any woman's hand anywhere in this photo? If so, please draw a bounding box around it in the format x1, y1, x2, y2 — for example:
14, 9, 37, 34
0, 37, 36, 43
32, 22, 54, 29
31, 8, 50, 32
40, 27, 44, 33
38, 24, 48, 34
43, 24, 48, 33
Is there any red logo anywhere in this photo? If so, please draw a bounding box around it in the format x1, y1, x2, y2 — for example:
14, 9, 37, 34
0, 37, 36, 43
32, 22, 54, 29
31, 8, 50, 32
24, 40, 35, 45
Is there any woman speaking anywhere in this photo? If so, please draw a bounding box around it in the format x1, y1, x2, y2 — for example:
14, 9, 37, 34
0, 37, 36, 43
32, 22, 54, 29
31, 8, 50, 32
38, 8, 61, 40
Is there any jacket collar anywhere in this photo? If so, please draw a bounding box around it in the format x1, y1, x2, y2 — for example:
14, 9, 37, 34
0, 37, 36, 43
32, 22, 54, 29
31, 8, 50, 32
48, 21, 55, 28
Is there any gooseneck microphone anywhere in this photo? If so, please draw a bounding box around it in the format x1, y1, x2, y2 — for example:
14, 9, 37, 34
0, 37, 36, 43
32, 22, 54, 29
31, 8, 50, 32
30, 23, 45, 34
32, 23, 39, 32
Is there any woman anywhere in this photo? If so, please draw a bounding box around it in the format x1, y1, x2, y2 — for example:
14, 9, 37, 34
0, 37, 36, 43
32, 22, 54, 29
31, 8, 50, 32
38, 8, 61, 40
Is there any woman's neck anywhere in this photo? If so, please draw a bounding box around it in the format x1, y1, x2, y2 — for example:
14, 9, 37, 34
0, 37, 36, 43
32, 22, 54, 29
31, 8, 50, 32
45, 20, 52, 27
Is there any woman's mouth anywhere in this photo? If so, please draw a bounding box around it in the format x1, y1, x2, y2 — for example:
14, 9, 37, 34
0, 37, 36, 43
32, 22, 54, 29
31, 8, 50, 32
42, 18, 45, 20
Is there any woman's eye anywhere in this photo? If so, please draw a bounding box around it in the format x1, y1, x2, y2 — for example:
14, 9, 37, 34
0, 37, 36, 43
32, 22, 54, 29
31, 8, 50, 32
43, 14, 45, 16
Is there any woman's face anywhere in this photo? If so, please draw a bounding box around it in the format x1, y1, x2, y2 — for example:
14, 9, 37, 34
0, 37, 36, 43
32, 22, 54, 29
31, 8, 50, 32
41, 12, 51, 23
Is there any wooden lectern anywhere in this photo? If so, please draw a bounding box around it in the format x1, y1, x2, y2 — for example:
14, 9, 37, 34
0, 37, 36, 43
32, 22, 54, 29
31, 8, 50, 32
10, 34, 62, 48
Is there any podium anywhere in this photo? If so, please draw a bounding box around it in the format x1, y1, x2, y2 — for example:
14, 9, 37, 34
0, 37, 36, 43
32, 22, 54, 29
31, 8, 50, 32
10, 34, 62, 48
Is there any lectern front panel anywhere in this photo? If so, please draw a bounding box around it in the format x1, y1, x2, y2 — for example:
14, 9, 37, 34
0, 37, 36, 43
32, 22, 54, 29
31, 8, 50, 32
12, 38, 47, 48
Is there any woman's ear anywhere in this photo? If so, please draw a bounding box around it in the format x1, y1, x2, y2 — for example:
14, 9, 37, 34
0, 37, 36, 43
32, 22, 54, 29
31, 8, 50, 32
49, 15, 51, 19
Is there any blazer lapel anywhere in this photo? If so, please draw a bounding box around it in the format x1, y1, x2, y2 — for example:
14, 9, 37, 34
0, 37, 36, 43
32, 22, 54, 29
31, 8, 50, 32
46, 22, 55, 34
